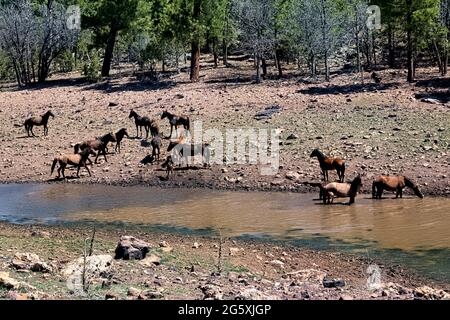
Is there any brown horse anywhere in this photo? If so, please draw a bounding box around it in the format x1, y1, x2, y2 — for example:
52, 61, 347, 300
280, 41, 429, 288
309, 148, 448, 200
161, 111, 190, 138
51, 148, 95, 179
310, 149, 346, 183
15, 110, 55, 137
74, 132, 117, 164
319, 175, 362, 205
129, 110, 158, 139
113, 128, 129, 153
372, 175, 424, 199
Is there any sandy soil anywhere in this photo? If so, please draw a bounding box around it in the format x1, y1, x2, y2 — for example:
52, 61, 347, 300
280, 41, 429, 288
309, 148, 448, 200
0, 59, 449, 197
0, 222, 448, 300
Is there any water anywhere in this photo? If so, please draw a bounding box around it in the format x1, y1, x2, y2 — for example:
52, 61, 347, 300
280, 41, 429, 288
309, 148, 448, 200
0, 183, 449, 281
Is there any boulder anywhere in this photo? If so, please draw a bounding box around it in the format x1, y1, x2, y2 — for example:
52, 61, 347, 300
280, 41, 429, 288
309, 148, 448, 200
0, 272, 20, 290
114, 236, 150, 260
10, 252, 53, 273
235, 288, 279, 300
63, 255, 113, 278
285, 171, 300, 181
200, 284, 223, 300
413, 286, 450, 300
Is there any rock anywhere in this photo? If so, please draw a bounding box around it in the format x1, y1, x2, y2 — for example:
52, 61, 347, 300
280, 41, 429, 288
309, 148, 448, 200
114, 236, 150, 260
285, 269, 326, 283
192, 242, 201, 249
127, 287, 141, 297
159, 241, 169, 248
271, 179, 284, 186
235, 288, 279, 300
140, 254, 161, 266
63, 254, 113, 283
105, 292, 118, 300
421, 98, 440, 105
139, 290, 164, 300
229, 248, 241, 256
0, 272, 20, 289
286, 134, 298, 140
413, 286, 450, 300
339, 294, 353, 300
161, 246, 173, 253
269, 260, 285, 268
10, 252, 53, 273
323, 278, 346, 288
6, 291, 29, 300
285, 171, 300, 181
200, 284, 223, 300
30, 230, 51, 238
108, 102, 119, 107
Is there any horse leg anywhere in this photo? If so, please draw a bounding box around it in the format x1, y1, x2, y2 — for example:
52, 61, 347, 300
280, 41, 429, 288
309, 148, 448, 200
44, 125, 48, 136
30, 126, 36, 137
61, 164, 66, 179
103, 148, 108, 162
85, 164, 91, 177
145, 127, 149, 140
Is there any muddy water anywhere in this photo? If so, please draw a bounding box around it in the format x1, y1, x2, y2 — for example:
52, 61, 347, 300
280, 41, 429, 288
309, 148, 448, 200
1, 183, 449, 281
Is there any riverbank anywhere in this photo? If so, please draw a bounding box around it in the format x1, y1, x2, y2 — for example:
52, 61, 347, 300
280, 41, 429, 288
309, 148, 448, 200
1, 63, 449, 197
0, 221, 449, 300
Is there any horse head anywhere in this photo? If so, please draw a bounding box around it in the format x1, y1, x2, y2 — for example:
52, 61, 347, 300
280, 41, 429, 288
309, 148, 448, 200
129, 110, 136, 119
310, 149, 320, 158
161, 111, 168, 120
46, 110, 55, 118
404, 177, 424, 198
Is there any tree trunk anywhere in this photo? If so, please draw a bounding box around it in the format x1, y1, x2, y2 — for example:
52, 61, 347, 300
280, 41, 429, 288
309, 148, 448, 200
256, 54, 262, 84
261, 58, 267, 79
275, 49, 283, 78
190, 40, 200, 82
388, 25, 395, 68
324, 52, 330, 81
102, 24, 118, 77
190, 0, 202, 82
213, 37, 218, 68
406, 0, 414, 82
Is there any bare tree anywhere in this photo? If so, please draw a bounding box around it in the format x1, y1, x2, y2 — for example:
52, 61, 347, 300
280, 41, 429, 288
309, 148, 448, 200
234, 0, 277, 83
0, 0, 78, 86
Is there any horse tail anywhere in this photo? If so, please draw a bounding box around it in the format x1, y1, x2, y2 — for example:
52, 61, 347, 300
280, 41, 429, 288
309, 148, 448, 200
14, 123, 24, 127
186, 117, 190, 132
51, 158, 58, 176
340, 161, 346, 182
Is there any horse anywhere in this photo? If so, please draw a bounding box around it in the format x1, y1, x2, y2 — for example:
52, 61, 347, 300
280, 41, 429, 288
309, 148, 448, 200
113, 128, 129, 153
319, 175, 362, 205
310, 149, 346, 183
129, 110, 158, 139
15, 110, 55, 137
372, 175, 424, 199
74, 132, 117, 164
161, 111, 190, 138
51, 148, 96, 179
161, 156, 175, 179
151, 135, 162, 161
167, 137, 210, 168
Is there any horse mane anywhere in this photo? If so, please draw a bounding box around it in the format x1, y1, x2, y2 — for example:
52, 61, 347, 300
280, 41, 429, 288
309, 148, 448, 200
349, 175, 362, 196
314, 149, 326, 159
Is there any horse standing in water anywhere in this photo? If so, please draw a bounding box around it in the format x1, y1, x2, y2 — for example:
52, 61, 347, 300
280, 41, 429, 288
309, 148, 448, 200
372, 175, 424, 199
319, 175, 362, 205
15, 110, 55, 137
310, 149, 346, 183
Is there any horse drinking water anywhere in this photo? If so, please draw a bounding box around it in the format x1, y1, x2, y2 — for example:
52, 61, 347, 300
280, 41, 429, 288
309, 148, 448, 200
319, 175, 362, 205
372, 175, 424, 199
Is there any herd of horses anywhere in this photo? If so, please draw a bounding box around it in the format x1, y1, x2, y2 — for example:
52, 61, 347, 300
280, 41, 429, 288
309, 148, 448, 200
15, 109, 424, 204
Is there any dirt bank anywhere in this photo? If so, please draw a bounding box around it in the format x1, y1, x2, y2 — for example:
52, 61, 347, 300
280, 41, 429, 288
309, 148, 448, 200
0, 62, 449, 197
0, 222, 448, 300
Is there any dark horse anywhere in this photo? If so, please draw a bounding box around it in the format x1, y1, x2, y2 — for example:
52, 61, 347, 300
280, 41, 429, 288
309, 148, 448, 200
15, 110, 55, 137
113, 128, 129, 153
129, 110, 158, 139
310, 149, 346, 183
161, 111, 190, 138
167, 137, 210, 168
372, 175, 424, 199
74, 132, 117, 164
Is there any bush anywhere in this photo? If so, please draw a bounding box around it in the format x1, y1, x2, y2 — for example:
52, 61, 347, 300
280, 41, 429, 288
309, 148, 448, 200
56, 50, 76, 73
82, 50, 101, 82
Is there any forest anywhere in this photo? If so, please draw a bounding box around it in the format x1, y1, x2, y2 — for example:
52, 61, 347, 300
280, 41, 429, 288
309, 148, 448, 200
0, 0, 449, 87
